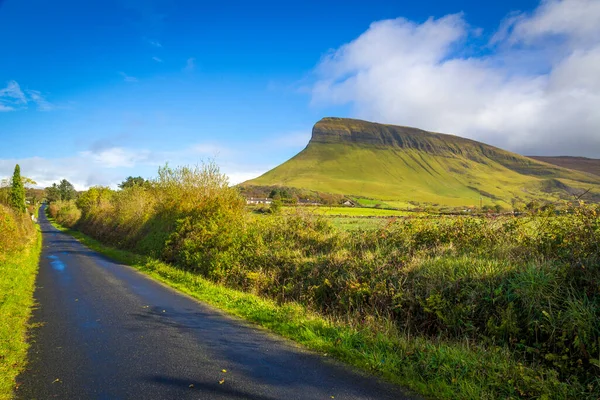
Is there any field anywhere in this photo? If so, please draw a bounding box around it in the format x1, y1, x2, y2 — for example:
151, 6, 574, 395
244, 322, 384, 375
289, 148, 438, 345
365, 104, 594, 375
287, 206, 412, 231
47, 164, 600, 399
327, 216, 386, 231
293, 206, 411, 217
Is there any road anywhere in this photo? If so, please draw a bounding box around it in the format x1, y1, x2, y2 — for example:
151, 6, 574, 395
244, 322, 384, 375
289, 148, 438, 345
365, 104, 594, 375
16, 206, 414, 400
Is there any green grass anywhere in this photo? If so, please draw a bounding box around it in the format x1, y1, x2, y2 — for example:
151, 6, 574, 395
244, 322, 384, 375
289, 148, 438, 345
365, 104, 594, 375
46, 215, 582, 399
351, 197, 398, 208
291, 206, 411, 217
327, 216, 387, 231
247, 118, 600, 207
0, 229, 41, 400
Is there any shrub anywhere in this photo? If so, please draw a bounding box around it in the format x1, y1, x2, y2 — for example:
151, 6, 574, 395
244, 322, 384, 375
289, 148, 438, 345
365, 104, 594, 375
49, 200, 81, 228
0, 204, 35, 258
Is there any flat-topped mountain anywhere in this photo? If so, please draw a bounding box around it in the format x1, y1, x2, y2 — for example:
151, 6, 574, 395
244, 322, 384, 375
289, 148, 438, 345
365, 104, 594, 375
312, 117, 497, 154
244, 118, 600, 207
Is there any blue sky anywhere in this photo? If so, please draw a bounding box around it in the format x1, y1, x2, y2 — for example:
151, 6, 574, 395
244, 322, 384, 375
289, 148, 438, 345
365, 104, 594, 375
1, 0, 599, 189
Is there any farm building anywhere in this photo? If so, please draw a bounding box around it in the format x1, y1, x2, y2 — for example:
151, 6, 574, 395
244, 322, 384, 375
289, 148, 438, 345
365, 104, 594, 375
246, 197, 273, 205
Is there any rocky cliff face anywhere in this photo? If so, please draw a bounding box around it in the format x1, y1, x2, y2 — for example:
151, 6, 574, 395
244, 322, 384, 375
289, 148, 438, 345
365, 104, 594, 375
311, 117, 432, 147
310, 117, 493, 154
310, 117, 511, 159
308, 117, 599, 180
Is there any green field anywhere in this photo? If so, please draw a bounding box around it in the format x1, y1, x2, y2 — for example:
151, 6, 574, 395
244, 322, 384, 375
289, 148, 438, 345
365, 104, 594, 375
327, 216, 386, 230
281, 206, 414, 231
298, 206, 411, 217
246, 118, 600, 207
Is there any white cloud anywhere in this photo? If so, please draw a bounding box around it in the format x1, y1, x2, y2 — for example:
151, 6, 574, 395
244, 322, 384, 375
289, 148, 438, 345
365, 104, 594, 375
152, 56, 163, 63
311, 0, 600, 157
0, 80, 27, 104
80, 147, 152, 168
0, 132, 298, 190
184, 57, 196, 72
0, 145, 267, 190
0, 156, 121, 191
0, 80, 56, 111
0, 146, 160, 190
500, 0, 600, 47
0, 80, 27, 110
26, 89, 54, 111
148, 39, 162, 48
226, 171, 266, 185
119, 72, 139, 82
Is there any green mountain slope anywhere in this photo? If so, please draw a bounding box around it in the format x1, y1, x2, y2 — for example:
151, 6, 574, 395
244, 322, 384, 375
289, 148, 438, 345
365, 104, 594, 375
245, 118, 600, 207
527, 156, 600, 177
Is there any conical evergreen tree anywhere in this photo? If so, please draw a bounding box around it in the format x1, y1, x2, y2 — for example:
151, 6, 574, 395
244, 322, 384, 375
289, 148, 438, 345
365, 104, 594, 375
9, 164, 26, 213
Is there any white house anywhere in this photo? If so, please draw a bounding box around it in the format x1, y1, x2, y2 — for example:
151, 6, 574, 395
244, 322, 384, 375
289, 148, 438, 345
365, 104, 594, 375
246, 197, 273, 205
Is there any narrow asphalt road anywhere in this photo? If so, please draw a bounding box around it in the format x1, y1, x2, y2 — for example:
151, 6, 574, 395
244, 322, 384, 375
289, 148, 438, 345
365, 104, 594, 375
16, 206, 415, 400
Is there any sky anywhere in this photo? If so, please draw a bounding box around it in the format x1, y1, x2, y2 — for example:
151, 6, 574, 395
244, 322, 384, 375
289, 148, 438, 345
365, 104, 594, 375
1, 0, 599, 189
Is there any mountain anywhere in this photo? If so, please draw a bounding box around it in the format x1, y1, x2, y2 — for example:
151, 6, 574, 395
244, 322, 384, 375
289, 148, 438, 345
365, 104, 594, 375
244, 118, 600, 207
527, 156, 600, 177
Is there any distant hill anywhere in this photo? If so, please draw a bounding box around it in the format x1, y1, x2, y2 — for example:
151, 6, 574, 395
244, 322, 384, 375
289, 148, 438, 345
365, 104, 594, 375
528, 156, 600, 177
243, 118, 600, 207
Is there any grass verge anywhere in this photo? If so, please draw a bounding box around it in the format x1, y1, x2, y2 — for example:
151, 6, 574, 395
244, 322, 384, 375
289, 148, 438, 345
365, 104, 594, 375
47, 216, 579, 399
0, 228, 42, 400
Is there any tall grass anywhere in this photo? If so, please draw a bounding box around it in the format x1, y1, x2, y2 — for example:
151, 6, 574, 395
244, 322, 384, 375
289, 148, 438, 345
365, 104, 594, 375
0, 204, 41, 400
49, 163, 600, 398
0, 205, 35, 257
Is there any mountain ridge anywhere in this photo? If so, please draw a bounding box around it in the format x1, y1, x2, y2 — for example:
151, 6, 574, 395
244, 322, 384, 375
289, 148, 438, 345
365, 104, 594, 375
244, 117, 600, 206
527, 156, 600, 177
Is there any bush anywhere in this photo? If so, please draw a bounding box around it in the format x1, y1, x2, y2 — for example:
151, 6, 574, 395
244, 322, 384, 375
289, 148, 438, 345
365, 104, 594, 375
49, 200, 81, 228
0, 204, 35, 258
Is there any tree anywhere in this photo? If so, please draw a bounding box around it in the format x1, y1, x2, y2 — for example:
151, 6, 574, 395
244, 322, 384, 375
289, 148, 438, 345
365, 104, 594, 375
26, 188, 45, 205
58, 179, 77, 200
118, 176, 146, 189
269, 199, 282, 214
45, 179, 77, 202
526, 200, 539, 212
1, 175, 37, 206
45, 184, 61, 203
9, 164, 26, 212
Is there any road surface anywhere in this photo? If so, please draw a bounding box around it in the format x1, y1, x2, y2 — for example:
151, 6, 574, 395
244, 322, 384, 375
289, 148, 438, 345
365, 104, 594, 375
16, 206, 414, 400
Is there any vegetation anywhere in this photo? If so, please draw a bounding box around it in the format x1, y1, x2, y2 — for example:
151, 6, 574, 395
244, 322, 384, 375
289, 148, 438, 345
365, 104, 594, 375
118, 176, 148, 189
8, 165, 26, 213
45, 179, 77, 202
0, 166, 41, 399
529, 156, 600, 177
326, 216, 386, 231
46, 161, 600, 399
239, 184, 346, 205
246, 118, 600, 207
307, 206, 410, 217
